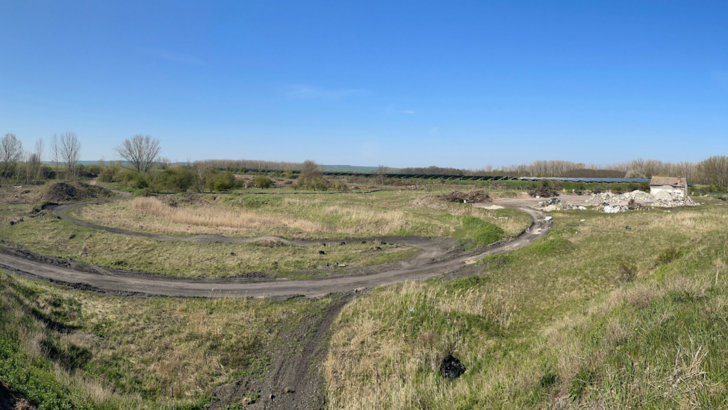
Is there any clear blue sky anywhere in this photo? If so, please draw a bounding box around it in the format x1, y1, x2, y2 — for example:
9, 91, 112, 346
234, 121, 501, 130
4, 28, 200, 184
1, 1, 726, 168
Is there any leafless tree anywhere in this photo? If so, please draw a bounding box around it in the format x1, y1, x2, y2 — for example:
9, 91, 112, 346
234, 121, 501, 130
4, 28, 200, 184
26, 152, 42, 184
115, 135, 161, 174
33, 138, 44, 180
59, 132, 81, 178
298, 160, 323, 183
193, 161, 210, 192
50, 134, 61, 179
376, 165, 388, 184
698, 156, 728, 189
0, 133, 23, 179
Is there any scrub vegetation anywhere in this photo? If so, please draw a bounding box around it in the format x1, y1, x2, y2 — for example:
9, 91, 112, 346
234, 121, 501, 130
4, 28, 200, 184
324, 204, 728, 409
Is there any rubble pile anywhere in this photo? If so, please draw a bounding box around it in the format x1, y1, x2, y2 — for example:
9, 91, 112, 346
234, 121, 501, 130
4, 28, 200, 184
652, 191, 699, 207
585, 190, 699, 213
565, 203, 587, 210
529, 187, 560, 198
440, 190, 492, 203
537, 197, 562, 211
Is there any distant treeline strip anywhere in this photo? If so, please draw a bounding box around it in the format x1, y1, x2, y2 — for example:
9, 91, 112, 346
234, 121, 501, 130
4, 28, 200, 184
393, 159, 706, 181
193, 159, 302, 171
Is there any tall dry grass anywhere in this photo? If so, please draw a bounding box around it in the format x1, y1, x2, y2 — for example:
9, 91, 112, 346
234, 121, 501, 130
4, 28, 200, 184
132, 197, 287, 230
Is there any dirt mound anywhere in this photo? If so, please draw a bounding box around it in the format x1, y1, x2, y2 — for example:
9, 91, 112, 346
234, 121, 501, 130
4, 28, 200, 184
41, 182, 114, 202
440, 190, 492, 203
529, 187, 560, 198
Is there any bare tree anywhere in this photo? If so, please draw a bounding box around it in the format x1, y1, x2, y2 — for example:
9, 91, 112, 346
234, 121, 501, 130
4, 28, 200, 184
698, 156, 728, 189
376, 165, 388, 184
115, 135, 161, 174
59, 132, 81, 178
0, 133, 23, 179
50, 134, 61, 179
34, 138, 44, 180
26, 152, 42, 184
298, 160, 323, 183
193, 161, 210, 192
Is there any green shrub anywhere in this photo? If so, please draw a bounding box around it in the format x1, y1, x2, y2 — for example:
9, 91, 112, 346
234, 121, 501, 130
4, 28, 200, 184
208, 171, 237, 192
131, 175, 149, 189
333, 181, 349, 192
152, 166, 196, 192
254, 176, 273, 189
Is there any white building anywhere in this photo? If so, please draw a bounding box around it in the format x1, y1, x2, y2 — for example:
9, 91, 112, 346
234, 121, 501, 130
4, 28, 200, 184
650, 176, 688, 197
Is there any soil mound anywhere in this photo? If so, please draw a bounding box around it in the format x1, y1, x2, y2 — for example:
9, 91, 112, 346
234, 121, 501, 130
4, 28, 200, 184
529, 187, 560, 198
41, 182, 114, 202
440, 190, 492, 203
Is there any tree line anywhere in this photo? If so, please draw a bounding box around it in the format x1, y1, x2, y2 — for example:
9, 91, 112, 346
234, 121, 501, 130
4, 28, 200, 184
395, 158, 728, 188
3, 131, 727, 190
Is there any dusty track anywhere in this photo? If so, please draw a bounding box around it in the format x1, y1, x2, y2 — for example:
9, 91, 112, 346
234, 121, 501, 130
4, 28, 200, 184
0, 200, 551, 298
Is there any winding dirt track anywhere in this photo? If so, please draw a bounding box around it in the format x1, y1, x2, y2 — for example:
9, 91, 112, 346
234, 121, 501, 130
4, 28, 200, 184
0, 201, 551, 299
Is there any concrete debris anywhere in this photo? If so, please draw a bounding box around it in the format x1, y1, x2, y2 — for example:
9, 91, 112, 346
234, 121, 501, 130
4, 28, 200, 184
602, 205, 627, 213
586, 190, 699, 212
537, 198, 562, 211
565, 204, 587, 210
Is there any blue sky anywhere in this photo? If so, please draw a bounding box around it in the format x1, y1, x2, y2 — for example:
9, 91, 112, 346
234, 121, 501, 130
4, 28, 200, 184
1, 1, 726, 168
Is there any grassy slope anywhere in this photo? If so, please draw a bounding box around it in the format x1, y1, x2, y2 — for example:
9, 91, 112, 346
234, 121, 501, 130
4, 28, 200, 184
325, 205, 728, 409
0, 272, 328, 409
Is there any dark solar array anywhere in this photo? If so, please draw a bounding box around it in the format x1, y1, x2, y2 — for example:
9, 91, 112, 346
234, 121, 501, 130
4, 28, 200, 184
240, 169, 661, 183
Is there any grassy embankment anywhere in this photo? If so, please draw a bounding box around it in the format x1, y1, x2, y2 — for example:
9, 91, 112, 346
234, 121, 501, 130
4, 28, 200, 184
324, 204, 728, 409
0, 271, 329, 409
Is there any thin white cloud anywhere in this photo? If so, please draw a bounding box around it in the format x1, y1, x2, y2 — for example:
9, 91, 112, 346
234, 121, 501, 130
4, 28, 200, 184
430, 127, 438, 133
386, 103, 416, 115
137, 48, 204, 65
285, 85, 370, 99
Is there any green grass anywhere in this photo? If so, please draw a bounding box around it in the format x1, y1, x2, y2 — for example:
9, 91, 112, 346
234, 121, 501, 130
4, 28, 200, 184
324, 204, 728, 409
0, 189, 532, 278
0, 271, 328, 409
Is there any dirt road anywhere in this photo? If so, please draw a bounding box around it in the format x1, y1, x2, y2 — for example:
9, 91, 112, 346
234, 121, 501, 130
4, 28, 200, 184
0, 205, 551, 299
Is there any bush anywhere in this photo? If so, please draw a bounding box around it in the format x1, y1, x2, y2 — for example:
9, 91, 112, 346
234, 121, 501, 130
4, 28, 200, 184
254, 176, 273, 189
152, 166, 196, 192
333, 181, 349, 192
131, 174, 149, 189
208, 171, 237, 192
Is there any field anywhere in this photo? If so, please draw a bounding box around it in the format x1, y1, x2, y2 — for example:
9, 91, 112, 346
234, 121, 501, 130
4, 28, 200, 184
2, 181, 728, 409
324, 203, 728, 408
0, 187, 531, 279
69, 191, 531, 240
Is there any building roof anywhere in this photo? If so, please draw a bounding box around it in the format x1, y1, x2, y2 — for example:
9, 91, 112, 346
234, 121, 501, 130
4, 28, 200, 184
650, 176, 687, 187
